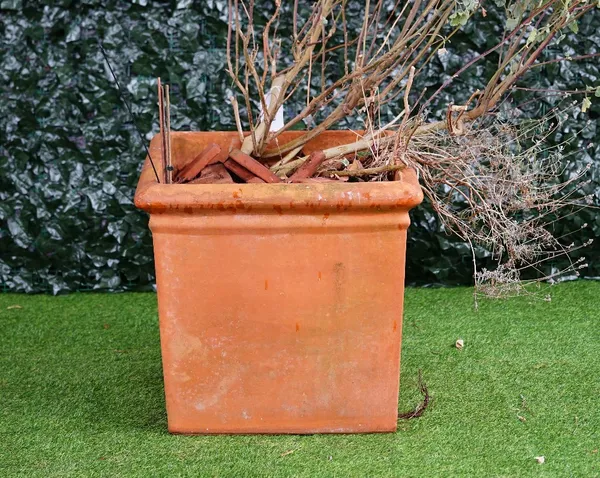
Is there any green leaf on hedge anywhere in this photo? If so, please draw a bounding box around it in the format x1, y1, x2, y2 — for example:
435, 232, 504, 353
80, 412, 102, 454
506, 17, 518, 30
449, 11, 471, 27
582, 97, 592, 113
526, 28, 538, 47
568, 21, 579, 34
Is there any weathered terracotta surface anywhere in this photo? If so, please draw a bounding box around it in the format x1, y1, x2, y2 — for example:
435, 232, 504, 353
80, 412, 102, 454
135, 131, 423, 434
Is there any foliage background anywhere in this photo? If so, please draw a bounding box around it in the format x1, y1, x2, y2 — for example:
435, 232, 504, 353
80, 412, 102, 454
0, 0, 598, 293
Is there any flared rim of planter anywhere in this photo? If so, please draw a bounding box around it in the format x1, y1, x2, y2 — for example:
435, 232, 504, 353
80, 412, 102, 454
135, 131, 423, 214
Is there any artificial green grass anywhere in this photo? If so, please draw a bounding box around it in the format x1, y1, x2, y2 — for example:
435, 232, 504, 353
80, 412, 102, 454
1, 283, 599, 477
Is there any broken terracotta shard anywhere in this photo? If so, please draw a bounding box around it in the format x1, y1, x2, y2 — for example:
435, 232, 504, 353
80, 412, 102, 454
176, 143, 222, 183
288, 150, 327, 183
189, 163, 234, 184
228, 149, 282, 183
223, 158, 266, 183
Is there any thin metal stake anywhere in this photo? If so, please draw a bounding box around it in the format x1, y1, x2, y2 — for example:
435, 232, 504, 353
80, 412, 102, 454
99, 42, 160, 183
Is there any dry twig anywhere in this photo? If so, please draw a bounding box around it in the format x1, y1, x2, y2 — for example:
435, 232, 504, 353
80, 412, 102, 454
398, 370, 430, 420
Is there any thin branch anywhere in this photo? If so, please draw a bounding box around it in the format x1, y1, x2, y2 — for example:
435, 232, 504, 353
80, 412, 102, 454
323, 163, 406, 177
230, 96, 245, 143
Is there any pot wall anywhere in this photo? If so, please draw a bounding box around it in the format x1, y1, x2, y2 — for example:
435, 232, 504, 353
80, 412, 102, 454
135, 131, 423, 434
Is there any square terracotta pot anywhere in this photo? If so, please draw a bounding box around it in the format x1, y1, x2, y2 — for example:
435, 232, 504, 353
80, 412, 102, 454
135, 131, 423, 434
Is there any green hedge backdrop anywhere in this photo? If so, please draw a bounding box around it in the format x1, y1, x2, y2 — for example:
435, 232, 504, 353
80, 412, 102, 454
1, 1, 598, 293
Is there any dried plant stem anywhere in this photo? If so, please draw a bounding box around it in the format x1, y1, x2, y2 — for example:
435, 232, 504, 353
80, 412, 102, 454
323, 163, 405, 177
230, 96, 245, 143
276, 146, 304, 168
397, 370, 430, 420
272, 134, 395, 176
240, 76, 286, 155
393, 65, 415, 175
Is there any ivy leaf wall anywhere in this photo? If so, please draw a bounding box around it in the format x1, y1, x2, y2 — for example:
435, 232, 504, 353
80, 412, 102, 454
0, 1, 598, 292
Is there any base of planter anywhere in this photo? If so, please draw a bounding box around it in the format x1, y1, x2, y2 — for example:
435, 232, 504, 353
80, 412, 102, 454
135, 131, 423, 434
168, 422, 398, 435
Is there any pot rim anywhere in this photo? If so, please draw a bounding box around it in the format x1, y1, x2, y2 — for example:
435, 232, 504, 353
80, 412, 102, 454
134, 131, 423, 213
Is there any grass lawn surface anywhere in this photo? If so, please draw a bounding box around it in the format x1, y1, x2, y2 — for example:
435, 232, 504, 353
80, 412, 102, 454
1, 282, 599, 477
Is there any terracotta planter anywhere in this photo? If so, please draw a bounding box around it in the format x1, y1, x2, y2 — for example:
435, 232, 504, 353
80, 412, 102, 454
135, 131, 423, 434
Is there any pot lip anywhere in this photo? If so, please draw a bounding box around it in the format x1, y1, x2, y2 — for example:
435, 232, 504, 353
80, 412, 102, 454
134, 131, 423, 213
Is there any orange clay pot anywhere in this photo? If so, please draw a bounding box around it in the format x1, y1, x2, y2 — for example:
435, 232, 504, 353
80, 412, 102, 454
135, 131, 423, 434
